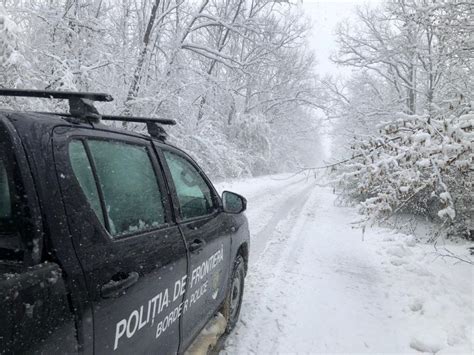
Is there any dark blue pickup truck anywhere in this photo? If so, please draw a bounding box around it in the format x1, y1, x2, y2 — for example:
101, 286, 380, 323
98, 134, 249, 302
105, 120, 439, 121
0, 89, 249, 354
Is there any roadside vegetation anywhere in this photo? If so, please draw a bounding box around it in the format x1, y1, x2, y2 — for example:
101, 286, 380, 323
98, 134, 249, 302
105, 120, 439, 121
324, 0, 473, 239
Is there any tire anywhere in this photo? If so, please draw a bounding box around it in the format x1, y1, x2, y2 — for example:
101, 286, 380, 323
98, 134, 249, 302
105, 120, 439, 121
221, 255, 245, 333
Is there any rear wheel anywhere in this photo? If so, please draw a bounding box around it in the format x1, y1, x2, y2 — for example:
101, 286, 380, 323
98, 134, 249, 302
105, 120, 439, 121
222, 255, 245, 333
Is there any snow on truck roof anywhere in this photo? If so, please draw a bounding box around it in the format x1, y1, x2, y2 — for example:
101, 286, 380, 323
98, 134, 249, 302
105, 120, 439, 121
0, 88, 175, 142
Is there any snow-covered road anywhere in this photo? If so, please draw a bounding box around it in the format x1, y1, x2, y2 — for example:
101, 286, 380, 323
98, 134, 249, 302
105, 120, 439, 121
216, 175, 473, 354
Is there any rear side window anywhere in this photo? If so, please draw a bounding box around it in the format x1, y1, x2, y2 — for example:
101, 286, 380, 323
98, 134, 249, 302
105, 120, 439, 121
69, 139, 166, 237
163, 150, 216, 220
69, 141, 105, 226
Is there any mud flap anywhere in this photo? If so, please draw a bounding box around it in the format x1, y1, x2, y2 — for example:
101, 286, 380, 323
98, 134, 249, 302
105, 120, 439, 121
185, 313, 227, 355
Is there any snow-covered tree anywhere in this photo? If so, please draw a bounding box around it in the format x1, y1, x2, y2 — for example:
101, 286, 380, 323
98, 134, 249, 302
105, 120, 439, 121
0, 5, 27, 89
335, 111, 473, 238
328, 0, 473, 238
1, 0, 324, 178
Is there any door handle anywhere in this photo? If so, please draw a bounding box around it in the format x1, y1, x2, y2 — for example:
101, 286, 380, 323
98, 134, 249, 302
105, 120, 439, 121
101, 271, 139, 299
188, 238, 205, 253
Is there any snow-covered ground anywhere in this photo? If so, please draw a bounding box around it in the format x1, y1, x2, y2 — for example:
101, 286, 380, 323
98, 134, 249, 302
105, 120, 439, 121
216, 175, 473, 354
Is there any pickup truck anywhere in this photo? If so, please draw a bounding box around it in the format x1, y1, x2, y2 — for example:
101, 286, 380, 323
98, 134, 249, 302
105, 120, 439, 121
0, 89, 250, 354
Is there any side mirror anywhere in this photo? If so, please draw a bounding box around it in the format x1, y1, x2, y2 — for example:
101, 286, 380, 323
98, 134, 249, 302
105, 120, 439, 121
222, 191, 247, 214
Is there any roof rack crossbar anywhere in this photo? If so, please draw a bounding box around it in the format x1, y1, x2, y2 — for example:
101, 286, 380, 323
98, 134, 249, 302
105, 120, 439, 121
0, 88, 113, 123
0, 89, 113, 102
101, 116, 176, 141
101, 115, 176, 125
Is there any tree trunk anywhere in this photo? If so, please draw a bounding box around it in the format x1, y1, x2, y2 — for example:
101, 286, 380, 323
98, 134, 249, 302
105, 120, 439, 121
124, 0, 161, 118
407, 62, 416, 115
195, 0, 245, 126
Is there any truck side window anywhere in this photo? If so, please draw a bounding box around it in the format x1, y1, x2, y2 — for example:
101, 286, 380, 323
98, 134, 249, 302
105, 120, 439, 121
163, 151, 215, 220
81, 140, 165, 237
69, 141, 105, 226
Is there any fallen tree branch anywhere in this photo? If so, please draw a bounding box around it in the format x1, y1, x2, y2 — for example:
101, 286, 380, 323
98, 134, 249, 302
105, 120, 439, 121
432, 242, 474, 265
295, 136, 403, 172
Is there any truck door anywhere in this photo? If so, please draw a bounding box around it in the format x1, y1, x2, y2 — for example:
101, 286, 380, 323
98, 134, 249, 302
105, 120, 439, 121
53, 128, 188, 354
156, 145, 232, 351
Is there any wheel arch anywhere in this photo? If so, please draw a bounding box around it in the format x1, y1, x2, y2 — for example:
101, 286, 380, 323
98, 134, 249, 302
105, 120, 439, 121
236, 242, 249, 275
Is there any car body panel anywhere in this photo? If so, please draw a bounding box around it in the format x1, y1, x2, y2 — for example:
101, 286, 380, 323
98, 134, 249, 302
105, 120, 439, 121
155, 144, 234, 350
52, 126, 188, 354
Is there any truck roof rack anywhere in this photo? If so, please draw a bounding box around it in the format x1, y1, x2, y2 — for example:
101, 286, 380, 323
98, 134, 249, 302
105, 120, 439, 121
101, 115, 176, 125
0, 88, 175, 141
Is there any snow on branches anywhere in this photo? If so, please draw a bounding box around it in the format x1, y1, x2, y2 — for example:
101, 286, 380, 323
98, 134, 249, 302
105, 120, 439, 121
327, 0, 473, 239
1, 0, 323, 179
0, 6, 26, 87
0, 6, 16, 65
336, 110, 473, 238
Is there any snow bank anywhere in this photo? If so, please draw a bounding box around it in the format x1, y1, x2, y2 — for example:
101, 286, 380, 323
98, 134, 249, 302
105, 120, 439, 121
221, 178, 473, 354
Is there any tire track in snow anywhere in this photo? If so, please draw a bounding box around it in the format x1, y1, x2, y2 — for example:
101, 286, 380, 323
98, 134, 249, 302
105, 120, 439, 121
250, 181, 315, 261
222, 183, 319, 354
216, 175, 313, 248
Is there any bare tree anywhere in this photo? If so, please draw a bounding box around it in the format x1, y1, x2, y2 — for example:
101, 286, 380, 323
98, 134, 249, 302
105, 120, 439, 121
2, 0, 324, 178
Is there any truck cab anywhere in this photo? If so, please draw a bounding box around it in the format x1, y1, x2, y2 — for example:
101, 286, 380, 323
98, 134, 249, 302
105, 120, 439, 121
0, 90, 249, 354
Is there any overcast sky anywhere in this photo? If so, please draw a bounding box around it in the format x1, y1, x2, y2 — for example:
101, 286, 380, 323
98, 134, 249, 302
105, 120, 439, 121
298, 0, 383, 160
301, 0, 383, 77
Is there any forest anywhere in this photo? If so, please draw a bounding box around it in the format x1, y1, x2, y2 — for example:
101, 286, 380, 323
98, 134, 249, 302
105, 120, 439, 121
1, 0, 322, 179
1, 0, 472, 238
